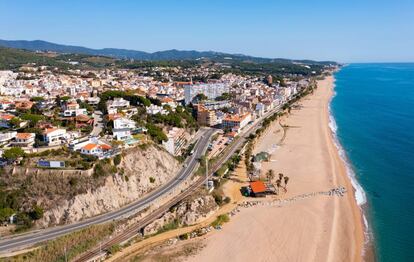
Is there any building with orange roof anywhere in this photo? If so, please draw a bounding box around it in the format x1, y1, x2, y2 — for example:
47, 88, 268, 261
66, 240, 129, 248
15, 100, 34, 110
80, 143, 112, 157
11, 133, 35, 147
222, 112, 252, 132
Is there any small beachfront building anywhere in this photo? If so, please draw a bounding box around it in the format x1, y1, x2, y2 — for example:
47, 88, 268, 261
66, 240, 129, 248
249, 181, 267, 197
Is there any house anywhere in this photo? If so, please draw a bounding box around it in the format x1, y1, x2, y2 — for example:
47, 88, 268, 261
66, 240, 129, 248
42, 128, 67, 146
80, 143, 112, 157
15, 100, 34, 110
146, 104, 168, 115
0, 114, 16, 128
0, 100, 14, 111
106, 98, 130, 112
11, 133, 35, 147
112, 117, 136, 141
75, 114, 93, 128
160, 97, 177, 109
0, 132, 17, 143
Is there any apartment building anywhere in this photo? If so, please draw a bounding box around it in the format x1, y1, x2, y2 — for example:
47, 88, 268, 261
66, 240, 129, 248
162, 127, 188, 156
184, 83, 229, 104
196, 104, 217, 127
222, 113, 252, 132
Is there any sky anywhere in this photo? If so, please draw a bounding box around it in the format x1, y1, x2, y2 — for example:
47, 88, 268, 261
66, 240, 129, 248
1, 0, 413, 62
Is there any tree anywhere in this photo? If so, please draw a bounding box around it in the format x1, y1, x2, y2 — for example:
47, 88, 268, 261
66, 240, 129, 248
0, 208, 14, 223
266, 169, 275, 182
278, 173, 284, 181
113, 154, 122, 166
9, 117, 21, 128
284, 176, 290, 190
195, 93, 208, 101
3, 147, 25, 160
29, 205, 44, 220
21, 113, 45, 126
276, 179, 282, 194
30, 96, 44, 102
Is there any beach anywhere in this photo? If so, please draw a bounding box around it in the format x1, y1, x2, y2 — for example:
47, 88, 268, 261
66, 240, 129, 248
187, 75, 365, 262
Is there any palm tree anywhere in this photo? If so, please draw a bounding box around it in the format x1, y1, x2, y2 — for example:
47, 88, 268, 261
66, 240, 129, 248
267, 169, 275, 182
276, 179, 281, 194
284, 176, 290, 191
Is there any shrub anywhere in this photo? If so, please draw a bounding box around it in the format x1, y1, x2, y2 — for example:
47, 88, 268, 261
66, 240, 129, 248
107, 244, 121, 255
113, 154, 122, 166
29, 205, 44, 220
211, 214, 230, 227
3, 147, 25, 160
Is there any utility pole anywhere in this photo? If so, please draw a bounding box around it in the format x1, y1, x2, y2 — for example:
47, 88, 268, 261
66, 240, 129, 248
64, 246, 67, 262
205, 157, 209, 189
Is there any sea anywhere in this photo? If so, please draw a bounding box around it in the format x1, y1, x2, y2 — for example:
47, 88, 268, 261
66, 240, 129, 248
330, 63, 414, 262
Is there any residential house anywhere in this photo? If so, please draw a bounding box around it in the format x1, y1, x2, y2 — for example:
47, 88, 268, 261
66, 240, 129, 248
112, 117, 136, 141
11, 133, 35, 147
80, 143, 112, 157
42, 128, 67, 146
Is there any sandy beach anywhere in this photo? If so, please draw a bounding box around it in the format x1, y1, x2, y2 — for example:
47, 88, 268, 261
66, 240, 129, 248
186, 76, 365, 262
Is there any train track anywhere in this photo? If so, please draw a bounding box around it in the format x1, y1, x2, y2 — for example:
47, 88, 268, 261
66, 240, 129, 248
74, 108, 279, 262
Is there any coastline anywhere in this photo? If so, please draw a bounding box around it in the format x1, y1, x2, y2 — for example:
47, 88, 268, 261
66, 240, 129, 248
186, 75, 365, 261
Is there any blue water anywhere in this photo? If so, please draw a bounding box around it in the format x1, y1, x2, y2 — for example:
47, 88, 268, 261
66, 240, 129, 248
331, 63, 414, 262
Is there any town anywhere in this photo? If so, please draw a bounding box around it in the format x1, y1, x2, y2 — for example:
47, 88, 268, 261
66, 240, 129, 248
0, 60, 319, 166
0, 48, 337, 261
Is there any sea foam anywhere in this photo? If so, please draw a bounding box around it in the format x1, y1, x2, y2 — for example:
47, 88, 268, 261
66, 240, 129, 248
328, 90, 367, 206
328, 83, 371, 248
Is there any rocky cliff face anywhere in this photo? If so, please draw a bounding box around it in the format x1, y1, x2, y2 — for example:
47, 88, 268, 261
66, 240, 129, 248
38, 145, 180, 227
143, 194, 218, 236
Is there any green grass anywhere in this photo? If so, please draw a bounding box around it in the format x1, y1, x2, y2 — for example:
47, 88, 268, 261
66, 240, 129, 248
211, 214, 230, 227
8, 223, 115, 262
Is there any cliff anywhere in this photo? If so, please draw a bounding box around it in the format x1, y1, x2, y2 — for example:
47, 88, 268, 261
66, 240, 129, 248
5, 144, 181, 227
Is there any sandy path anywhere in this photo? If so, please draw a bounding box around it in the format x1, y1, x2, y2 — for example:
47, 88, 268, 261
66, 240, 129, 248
186, 76, 364, 262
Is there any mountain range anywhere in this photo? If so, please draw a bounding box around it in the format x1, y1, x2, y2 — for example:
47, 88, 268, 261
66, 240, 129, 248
0, 39, 335, 65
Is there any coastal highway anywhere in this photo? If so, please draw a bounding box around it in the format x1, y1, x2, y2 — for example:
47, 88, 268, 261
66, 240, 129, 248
73, 107, 281, 262
0, 128, 216, 254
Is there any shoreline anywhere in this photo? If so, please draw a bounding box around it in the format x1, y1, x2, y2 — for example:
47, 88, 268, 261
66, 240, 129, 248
186, 75, 365, 261
328, 74, 375, 261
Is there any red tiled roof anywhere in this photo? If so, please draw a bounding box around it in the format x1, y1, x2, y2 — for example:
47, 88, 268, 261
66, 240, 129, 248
16, 133, 34, 139
82, 143, 98, 151
250, 181, 266, 194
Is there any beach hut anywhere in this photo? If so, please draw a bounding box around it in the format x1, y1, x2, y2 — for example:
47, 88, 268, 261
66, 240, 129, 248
250, 181, 267, 197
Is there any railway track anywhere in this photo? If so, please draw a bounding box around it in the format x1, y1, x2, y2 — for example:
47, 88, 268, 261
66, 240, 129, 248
74, 108, 279, 262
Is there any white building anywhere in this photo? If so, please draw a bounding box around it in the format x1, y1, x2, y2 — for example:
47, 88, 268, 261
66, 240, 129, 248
106, 98, 130, 112
146, 104, 168, 115
162, 127, 188, 155
11, 133, 35, 147
42, 128, 67, 146
113, 117, 136, 141
184, 83, 230, 104
80, 143, 112, 157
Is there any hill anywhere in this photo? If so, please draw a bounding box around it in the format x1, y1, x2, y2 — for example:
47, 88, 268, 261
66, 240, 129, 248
0, 39, 336, 65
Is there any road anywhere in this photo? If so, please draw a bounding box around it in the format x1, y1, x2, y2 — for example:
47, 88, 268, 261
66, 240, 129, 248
90, 110, 103, 137
73, 107, 281, 262
0, 128, 215, 254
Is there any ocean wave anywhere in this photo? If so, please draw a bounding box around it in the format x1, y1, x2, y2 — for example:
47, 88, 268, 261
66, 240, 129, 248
328, 80, 371, 248
328, 97, 366, 206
